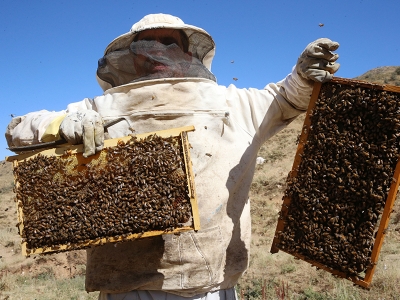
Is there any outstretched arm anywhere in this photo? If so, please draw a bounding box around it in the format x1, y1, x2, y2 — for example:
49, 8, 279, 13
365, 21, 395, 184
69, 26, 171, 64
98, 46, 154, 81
226, 38, 340, 144
5, 97, 98, 156
274, 38, 340, 112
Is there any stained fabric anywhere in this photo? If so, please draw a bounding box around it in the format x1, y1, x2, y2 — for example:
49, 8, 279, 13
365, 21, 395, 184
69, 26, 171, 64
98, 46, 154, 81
6, 74, 314, 296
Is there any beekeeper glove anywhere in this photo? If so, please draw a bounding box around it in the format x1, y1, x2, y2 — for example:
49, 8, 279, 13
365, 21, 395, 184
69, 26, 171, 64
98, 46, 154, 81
59, 110, 104, 157
296, 38, 340, 83
5, 116, 25, 147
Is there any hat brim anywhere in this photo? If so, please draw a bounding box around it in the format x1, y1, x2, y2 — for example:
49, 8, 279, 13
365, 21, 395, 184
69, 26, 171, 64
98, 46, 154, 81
104, 23, 215, 70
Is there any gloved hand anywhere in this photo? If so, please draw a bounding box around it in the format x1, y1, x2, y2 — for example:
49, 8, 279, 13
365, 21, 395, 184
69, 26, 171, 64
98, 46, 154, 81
296, 38, 340, 83
5, 116, 25, 147
59, 110, 104, 157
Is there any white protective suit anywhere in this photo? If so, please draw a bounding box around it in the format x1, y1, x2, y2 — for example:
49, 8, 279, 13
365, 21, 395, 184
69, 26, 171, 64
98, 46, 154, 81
5, 13, 339, 299
7, 71, 311, 296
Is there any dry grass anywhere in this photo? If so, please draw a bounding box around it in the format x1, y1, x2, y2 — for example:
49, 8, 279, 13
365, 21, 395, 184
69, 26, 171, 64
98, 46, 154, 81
0, 272, 98, 300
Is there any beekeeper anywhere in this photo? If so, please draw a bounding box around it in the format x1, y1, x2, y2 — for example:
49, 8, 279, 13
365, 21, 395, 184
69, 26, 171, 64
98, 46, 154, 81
6, 14, 340, 300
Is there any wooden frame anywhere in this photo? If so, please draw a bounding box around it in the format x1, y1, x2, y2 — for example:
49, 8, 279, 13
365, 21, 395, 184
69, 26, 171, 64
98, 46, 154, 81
7, 125, 199, 256
270, 78, 400, 289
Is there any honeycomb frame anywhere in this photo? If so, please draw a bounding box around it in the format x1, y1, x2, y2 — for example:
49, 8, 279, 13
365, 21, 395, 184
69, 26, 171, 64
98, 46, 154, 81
7, 125, 199, 256
271, 78, 400, 289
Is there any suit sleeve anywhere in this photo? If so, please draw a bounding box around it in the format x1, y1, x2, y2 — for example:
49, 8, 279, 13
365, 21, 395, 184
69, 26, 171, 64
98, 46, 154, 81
225, 66, 314, 145
5, 98, 95, 148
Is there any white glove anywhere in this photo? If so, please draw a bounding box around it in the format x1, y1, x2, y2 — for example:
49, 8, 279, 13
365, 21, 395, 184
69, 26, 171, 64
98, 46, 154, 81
5, 116, 25, 147
296, 38, 340, 83
59, 110, 104, 157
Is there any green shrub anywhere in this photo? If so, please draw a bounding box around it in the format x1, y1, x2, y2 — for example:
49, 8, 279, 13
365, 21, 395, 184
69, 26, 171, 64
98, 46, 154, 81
280, 263, 296, 274
302, 287, 329, 300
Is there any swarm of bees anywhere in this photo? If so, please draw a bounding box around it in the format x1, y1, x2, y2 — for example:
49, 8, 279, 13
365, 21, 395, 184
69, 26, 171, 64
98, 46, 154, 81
272, 79, 400, 285
14, 133, 193, 254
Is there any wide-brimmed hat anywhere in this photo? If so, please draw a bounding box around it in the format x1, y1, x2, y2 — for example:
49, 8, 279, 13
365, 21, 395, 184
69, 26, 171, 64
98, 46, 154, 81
104, 13, 216, 70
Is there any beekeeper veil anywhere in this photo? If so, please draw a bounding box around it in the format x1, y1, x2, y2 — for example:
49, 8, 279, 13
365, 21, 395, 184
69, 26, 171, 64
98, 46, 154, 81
97, 14, 216, 91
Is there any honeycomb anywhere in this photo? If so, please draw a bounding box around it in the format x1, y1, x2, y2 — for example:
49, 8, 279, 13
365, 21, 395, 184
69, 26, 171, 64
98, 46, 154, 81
11, 128, 198, 256
271, 78, 400, 288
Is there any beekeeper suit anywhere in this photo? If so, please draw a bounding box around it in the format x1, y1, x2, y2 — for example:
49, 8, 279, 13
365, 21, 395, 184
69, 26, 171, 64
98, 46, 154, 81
5, 14, 340, 300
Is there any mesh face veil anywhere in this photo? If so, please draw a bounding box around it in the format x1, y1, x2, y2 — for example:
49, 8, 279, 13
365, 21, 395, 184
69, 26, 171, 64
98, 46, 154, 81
96, 49, 138, 88
97, 14, 216, 90
97, 40, 216, 87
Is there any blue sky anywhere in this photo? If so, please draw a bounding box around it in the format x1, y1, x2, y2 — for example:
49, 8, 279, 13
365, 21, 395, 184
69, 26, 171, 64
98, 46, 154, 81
1, 0, 399, 159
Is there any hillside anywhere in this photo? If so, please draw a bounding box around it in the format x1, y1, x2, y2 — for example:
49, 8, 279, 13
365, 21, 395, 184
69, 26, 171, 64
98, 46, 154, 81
355, 65, 400, 86
1, 66, 400, 299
